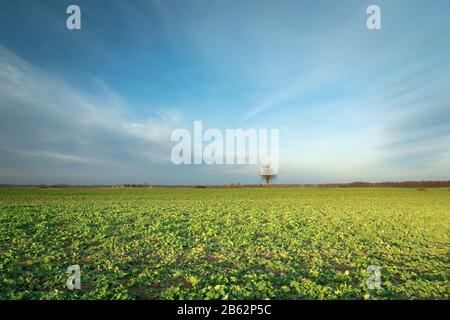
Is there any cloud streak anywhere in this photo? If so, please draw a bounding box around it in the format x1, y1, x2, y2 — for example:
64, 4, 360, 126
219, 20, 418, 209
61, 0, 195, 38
0, 46, 180, 184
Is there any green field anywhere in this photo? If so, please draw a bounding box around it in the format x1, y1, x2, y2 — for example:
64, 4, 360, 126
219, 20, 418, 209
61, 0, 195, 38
0, 187, 448, 300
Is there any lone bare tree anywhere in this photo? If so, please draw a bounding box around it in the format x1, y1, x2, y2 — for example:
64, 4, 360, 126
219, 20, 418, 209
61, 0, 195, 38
260, 165, 277, 187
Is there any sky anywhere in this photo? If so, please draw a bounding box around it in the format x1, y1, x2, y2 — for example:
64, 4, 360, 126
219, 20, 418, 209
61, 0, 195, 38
0, 0, 449, 185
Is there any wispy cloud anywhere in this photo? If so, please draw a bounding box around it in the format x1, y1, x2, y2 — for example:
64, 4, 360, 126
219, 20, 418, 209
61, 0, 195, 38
0, 46, 181, 184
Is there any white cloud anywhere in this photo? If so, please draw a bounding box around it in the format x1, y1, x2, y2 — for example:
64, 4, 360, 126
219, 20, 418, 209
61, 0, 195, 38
0, 46, 182, 183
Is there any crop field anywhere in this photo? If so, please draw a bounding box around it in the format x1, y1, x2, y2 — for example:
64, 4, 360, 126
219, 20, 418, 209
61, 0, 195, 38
0, 187, 448, 300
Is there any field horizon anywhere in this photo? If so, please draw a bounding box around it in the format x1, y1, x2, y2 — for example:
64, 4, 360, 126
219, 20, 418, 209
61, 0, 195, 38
2, 180, 450, 189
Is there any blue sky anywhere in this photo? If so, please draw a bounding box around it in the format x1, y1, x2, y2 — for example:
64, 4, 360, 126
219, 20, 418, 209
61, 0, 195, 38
0, 0, 449, 184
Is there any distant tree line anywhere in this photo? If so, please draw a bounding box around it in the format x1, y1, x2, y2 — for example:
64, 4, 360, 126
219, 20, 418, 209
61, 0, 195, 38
302, 181, 450, 188
138, 181, 450, 188
2, 180, 449, 189
38, 183, 72, 188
